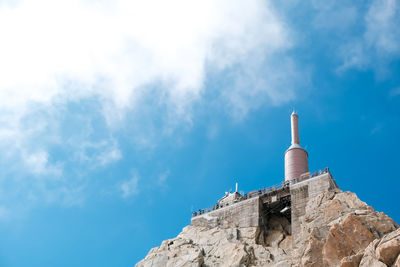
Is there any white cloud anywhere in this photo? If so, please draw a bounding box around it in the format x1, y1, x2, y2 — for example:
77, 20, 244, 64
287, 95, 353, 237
22, 150, 62, 176
0, 0, 293, 156
0, 0, 296, 214
120, 175, 139, 198
99, 147, 122, 166
365, 0, 400, 55
338, 0, 400, 73
0, 0, 290, 116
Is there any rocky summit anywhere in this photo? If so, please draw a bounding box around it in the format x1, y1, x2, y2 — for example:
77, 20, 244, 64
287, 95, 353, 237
137, 189, 400, 267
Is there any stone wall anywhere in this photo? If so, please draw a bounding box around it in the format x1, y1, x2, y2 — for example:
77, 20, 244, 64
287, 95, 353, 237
191, 172, 339, 252
290, 173, 339, 247
191, 197, 261, 229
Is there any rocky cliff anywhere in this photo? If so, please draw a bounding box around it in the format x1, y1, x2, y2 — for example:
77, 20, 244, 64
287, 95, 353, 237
137, 190, 400, 267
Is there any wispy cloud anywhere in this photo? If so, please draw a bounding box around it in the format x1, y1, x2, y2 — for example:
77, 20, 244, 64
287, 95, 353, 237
157, 170, 170, 189
22, 150, 63, 176
370, 123, 383, 135
120, 175, 139, 199
312, 3, 358, 32
223, 56, 307, 120
389, 87, 400, 98
75, 139, 122, 168
337, 0, 400, 74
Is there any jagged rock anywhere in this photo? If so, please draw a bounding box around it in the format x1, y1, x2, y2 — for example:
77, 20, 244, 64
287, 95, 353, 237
137, 191, 399, 267
295, 191, 398, 267
342, 228, 400, 267
394, 253, 400, 266
340, 253, 363, 267
300, 234, 324, 267
322, 214, 375, 266
139, 238, 204, 267
359, 239, 386, 267
376, 228, 400, 265
278, 235, 292, 253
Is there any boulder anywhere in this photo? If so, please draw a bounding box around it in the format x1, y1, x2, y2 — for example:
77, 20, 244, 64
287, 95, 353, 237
295, 191, 398, 266
340, 253, 363, 267
376, 228, 400, 265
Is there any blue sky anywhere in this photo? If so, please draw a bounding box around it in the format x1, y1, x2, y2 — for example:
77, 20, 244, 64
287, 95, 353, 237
0, 0, 399, 266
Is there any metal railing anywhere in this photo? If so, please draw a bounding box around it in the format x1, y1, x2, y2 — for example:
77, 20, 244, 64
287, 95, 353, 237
191, 167, 330, 218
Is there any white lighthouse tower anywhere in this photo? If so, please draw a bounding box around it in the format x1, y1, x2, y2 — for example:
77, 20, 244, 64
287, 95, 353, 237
284, 111, 309, 181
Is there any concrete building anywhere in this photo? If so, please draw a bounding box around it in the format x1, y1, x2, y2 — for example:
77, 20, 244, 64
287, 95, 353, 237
191, 112, 339, 249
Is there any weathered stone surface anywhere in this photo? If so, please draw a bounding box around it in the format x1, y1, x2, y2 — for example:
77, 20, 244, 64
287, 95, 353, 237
394, 253, 400, 267
137, 190, 399, 267
359, 256, 386, 267
322, 214, 375, 266
340, 253, 363, 267
137, 237, 204, 267
359, 239, 386, 267
343, 228, 400, 267
294, 190, 398, 267
137, 214, 291, 267
376, 228, 400, 265
300, 234, 324, 267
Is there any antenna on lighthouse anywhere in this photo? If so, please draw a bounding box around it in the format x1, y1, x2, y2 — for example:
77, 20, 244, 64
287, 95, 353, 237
284, 111, 309, 181
291, 110, 300, 145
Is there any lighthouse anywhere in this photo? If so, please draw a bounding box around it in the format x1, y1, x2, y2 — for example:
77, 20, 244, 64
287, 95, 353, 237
284, 111, 309, 181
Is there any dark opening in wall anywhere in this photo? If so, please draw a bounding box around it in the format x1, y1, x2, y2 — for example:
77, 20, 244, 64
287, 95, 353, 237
256, 195, 291, 247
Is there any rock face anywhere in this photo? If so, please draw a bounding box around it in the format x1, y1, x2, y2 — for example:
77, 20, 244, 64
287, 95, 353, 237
295, 191, 398, 266
137, 190, 399, 267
